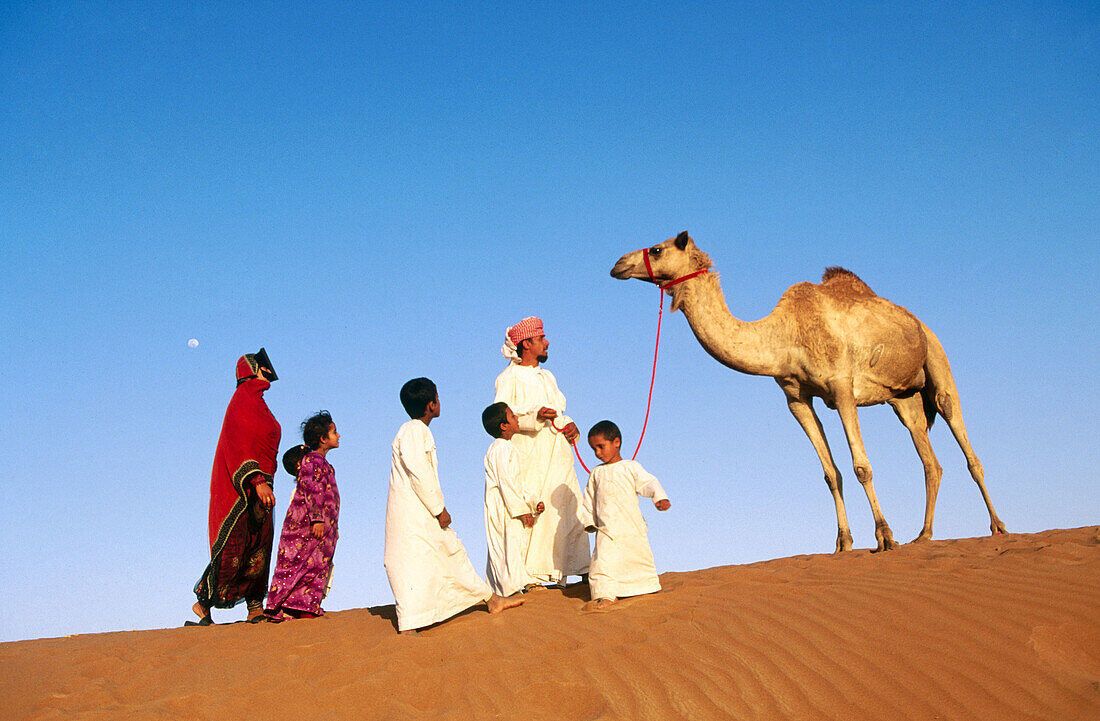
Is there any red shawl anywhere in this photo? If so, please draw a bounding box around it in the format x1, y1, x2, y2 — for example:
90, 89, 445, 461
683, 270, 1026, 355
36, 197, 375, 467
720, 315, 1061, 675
207, 360, 281, 547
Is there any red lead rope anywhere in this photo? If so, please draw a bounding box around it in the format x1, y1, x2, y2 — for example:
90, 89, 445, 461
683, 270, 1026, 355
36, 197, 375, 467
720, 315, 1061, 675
554, 421, 593, 474
556, 247, 708, 474
633, 248, 708, 458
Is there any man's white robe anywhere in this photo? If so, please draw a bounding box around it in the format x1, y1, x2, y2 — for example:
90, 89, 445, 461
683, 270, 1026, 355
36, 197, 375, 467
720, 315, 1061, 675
483, 438, 536, 597
494, 363, 590, 582
580, 459, 668, 601
384, 419, 491, 632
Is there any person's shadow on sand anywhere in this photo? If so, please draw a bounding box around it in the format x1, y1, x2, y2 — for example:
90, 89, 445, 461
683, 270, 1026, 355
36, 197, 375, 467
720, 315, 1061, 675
368, 579, 589, 634
368, 604, 399, 632
368, 601, 504, 634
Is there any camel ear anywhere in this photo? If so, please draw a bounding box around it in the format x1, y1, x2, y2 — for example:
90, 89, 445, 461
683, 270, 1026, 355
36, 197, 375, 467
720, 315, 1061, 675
675, 231, 690, 250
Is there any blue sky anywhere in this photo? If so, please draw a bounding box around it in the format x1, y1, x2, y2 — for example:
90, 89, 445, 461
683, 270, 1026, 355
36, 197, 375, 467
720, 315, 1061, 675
1, 2, 1096, 642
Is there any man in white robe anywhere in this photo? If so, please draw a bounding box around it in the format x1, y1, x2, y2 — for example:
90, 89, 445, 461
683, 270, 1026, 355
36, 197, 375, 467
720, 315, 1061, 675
384, 378, 523, 633
482, 402, 544, 597
494, 317, 591, 586
581, 420, 671, 606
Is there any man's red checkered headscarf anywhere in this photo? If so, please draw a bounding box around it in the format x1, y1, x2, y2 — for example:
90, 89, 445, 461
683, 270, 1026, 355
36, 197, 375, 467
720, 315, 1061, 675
502, 316, 545, 362
506, 316, 544, 345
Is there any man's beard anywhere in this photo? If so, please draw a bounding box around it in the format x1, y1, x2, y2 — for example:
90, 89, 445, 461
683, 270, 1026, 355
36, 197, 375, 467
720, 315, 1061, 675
537, 353, 548, 364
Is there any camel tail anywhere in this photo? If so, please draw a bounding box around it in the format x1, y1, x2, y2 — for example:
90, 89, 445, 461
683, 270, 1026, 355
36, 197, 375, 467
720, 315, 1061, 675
920, 323, 954, 429
920, 384, 939, 429
919, 322, 973, 436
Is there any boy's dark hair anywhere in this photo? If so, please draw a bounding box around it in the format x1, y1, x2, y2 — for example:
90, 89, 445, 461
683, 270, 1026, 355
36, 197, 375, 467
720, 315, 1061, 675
301, 410, 334, 450
282, 444, 308, 476
482, 402, 509, 438
400, 377, 437, 419
588, 420, 622, 442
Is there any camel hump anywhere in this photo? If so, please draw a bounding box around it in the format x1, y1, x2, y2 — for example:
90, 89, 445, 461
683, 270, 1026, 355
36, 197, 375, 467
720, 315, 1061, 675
822, 266, 876, 297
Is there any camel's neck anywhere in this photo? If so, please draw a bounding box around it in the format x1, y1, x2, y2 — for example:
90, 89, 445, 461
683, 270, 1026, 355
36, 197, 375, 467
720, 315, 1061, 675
671, 273, 787, 378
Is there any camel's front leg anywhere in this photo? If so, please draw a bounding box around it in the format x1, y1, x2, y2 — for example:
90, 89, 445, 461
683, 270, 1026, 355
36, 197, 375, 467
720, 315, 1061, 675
830, 383, 898, 552
780, 384, 853, 552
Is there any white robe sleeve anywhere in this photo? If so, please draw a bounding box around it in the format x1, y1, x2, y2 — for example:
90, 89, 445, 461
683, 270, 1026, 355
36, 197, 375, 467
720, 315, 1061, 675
580, 471, 596, 529
633, 464, 668, 505
398, 428, 446, 517
497, 447, 530, 518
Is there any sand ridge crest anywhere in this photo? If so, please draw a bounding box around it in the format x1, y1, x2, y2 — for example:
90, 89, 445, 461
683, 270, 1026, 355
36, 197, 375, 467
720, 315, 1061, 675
2, 526, 1098, 720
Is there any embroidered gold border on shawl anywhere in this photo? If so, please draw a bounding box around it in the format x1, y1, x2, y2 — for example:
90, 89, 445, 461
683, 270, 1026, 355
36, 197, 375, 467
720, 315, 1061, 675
196, 459, 272, 607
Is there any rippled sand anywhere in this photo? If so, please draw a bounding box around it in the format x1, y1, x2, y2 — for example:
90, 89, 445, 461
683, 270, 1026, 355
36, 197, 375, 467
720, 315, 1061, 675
3, 526, 1098, 720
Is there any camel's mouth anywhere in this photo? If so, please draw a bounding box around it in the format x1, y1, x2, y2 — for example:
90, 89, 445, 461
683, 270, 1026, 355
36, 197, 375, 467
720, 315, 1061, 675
609, 255, 637, 280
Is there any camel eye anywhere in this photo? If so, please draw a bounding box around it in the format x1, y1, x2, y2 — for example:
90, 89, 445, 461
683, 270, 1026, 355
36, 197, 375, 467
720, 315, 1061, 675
649, 246, 662, 257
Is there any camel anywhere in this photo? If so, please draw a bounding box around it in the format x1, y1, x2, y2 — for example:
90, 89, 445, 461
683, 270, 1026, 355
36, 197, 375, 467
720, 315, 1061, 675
611, 231, 1006, 552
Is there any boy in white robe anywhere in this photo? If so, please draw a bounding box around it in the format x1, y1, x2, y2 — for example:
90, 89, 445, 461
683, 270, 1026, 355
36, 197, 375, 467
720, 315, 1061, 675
384, 378, 524, 634
580, 420, 671, 609
481, 402, 546, 597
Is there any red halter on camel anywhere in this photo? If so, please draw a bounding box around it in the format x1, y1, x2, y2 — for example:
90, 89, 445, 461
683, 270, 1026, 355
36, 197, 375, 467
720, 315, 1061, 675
556, 246, 708, 473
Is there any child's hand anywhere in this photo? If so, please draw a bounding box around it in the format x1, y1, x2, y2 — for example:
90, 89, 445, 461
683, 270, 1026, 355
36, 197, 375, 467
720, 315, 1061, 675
436, 507, 452, 529
562, 422, 579, 443
519, 513, 535, 528
535, 501, 545, 514
311, 521, 324, 539
655, 499, 671, 511
536, 407, 558, 421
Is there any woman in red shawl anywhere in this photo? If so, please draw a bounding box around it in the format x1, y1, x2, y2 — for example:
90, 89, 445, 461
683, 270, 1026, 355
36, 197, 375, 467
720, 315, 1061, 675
191, 349, 281, 625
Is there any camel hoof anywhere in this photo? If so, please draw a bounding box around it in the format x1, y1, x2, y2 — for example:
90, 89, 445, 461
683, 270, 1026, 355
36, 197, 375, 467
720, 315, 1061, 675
909, 534, 932, 544
871, 536, 900, 553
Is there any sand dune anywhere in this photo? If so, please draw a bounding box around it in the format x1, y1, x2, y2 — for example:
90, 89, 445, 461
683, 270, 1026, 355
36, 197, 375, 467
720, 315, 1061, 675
3, 527, 1098, 720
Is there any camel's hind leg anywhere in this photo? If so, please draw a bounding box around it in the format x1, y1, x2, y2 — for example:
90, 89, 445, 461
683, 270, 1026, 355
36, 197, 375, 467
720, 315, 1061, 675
888, 394, 942, 542
780, 385, 853, 552
921, 324, 1007, 536
934, 392, 1006, 535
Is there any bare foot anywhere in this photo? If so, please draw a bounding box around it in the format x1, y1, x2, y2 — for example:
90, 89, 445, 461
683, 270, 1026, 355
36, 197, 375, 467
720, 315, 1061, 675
486, 593, 525, 614
524, 583, 546, 593
192, 601, 212, 623
582, 598, 616, 612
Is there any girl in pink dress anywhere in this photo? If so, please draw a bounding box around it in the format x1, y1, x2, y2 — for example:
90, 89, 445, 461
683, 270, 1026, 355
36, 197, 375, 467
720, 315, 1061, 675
265, 411, 341, 621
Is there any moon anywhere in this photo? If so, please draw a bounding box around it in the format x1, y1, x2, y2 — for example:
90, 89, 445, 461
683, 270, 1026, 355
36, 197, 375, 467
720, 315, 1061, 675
187, 338, 199, 349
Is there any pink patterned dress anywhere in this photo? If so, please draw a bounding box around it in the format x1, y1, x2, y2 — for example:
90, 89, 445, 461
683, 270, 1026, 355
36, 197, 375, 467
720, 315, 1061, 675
265, 451, 340, 619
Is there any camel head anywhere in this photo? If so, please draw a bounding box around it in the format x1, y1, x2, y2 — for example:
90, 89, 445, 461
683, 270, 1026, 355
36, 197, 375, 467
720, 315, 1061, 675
610, 231, 713, 310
